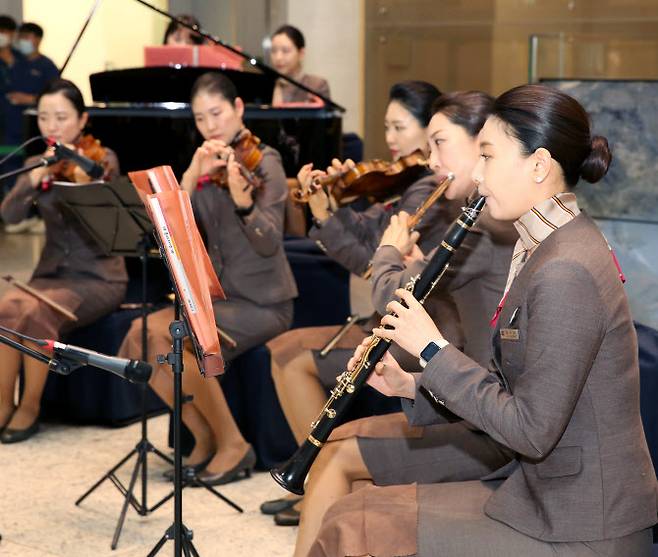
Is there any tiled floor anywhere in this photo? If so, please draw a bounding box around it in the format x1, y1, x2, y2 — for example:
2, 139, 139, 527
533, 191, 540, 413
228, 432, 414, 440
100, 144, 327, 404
0, 415, 298, 556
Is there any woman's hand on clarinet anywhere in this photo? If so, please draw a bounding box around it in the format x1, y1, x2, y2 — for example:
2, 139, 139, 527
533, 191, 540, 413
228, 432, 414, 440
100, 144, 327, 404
226, 151, 254, 209
298, 162, 333, 223
348, 337, 416, 399
379, 211, 420, 256
373, 288, 444, 359
403, 243, 425, 266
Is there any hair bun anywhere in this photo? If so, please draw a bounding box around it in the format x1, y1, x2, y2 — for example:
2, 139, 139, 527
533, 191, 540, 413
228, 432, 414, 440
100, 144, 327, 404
579, 135, 612, 183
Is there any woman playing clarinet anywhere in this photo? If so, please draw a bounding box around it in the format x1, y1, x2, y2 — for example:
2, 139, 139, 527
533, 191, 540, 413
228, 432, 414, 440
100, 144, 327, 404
303, 84, 657, 557
262, 86, 514, 526
0, 79, 125, 443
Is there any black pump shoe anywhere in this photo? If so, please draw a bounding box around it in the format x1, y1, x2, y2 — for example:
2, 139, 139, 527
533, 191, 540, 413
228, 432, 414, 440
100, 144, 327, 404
260, 495, 303, 515
274, 505, 301, 526
162, 452, 214, 481
1, 419, 39, 444
193, 446, 257, 487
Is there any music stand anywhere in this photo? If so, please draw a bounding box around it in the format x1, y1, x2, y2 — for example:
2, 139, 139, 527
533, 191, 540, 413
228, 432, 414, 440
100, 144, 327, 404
129, 166, 241, 557
51, 178, 173, 549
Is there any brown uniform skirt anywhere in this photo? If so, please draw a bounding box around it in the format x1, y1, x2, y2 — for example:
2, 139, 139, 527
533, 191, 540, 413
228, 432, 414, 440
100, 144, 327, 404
0, 277, 126, 340
310, 480, 653, 557
268, 324, 367, 388
119, 296, 293, 364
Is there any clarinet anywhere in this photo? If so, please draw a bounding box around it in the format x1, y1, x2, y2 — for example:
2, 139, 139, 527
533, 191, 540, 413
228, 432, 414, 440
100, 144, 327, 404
271, 195, 487, 495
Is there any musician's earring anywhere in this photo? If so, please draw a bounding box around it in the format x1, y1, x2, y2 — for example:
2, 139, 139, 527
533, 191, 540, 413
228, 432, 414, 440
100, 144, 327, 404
535, 177, 543, 183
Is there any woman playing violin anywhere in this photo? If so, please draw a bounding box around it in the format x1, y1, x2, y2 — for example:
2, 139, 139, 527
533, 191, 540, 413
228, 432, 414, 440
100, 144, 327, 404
0, 79, 126, 443
119, 72, 298, 485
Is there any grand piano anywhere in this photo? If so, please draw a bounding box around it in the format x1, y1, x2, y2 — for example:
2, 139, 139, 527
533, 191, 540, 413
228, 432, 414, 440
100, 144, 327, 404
27, 66, 343, 178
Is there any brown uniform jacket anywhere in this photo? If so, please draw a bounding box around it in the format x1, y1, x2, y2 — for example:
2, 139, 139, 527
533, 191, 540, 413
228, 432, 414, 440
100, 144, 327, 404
405, 213, 658, 542
272, 73, 330, 104
0, 150, 127, 283
372, 209, 517, 367
309, 174, 456, 277
191, 144, 297, 306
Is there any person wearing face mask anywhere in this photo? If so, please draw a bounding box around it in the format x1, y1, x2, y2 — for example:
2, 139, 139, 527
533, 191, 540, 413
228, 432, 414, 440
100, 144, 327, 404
302, 84, 657, 557
118, 72, 297, 486
270, 24, 330, 106
290, 91, 518, 556
262, 81, 469, 526
0, 15, 23, 147
0, 79, 125, 444
7, 22, 59, 109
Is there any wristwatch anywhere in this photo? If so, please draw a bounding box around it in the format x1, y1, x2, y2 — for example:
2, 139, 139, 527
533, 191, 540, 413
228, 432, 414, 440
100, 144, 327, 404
419, 338, 449, 368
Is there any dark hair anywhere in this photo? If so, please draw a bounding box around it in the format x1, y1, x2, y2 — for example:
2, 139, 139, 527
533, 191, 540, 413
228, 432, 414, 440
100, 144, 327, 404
37, 79, 85, 117
0, 15, 17, 32
430, 90, 493, 137
163, 14, 203, 45
492, 84, 611, 186
18, 22, 43, 38
272, 24, 305, 50
190, 72, 238, 105
389, 81, 442, 128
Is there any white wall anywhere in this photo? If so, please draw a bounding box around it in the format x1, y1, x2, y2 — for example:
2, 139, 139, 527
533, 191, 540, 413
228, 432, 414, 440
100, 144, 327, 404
286, 0, 364, 135
22, 0, 169, 103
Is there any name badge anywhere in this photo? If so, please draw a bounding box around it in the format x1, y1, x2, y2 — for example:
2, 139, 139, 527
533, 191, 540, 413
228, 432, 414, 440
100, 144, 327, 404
500, 328, 520, 341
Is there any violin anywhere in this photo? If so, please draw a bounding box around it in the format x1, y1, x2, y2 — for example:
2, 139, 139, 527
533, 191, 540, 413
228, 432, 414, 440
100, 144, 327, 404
292, 149, 429, 205
47, 134, 107, 183
207, 129, 264, 190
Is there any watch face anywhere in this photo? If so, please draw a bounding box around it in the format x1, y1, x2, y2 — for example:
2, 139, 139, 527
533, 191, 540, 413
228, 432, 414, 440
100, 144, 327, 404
420, 341, 439, 363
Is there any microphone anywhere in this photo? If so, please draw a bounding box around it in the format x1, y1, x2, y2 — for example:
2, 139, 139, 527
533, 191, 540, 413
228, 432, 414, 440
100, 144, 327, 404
46, 138, 104, 179
42, 339, 152, 384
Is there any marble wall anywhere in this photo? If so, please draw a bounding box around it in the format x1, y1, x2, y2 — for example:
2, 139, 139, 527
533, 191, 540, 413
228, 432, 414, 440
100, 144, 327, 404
545, 79, 658, 329
545, 79, 658, 222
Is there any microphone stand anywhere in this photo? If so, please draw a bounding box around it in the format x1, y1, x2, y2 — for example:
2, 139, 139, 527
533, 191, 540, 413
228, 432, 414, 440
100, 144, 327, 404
0, 155, 57, 183
0, 330, 81, 376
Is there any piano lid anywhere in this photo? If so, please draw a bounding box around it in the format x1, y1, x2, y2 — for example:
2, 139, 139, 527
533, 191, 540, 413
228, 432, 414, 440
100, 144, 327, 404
90, 66, 275, 105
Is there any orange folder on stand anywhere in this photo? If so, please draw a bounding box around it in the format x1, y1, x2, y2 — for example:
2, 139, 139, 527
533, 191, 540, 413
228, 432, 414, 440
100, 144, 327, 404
128, 166, 225, 377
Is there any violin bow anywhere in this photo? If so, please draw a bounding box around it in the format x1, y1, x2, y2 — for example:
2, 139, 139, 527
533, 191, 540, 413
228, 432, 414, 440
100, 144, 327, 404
1, 275, 78, 322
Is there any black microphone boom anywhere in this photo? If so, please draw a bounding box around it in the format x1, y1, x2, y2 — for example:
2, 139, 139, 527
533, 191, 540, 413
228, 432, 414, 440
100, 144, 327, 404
44, 340, 152, 383
50, 140, 105, 179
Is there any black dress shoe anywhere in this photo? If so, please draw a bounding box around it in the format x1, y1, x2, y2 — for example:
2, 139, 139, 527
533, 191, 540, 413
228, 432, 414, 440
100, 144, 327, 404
193, 446, 256, 487
0, 420, 39, 444
162, 453, 214, 481
274, 506, 300, 526
260, 495, 303, 515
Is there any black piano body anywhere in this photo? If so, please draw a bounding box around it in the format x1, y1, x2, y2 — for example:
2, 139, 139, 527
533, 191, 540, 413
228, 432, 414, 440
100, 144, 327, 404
27, 67, 343, 177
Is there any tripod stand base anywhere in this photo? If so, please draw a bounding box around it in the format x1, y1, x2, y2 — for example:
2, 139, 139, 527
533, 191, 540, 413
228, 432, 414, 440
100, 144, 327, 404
148, 523, 200, 557
75, 438, 173, 549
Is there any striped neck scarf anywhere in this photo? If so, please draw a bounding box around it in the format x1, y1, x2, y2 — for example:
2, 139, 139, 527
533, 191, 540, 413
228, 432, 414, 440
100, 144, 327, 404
490, 192, 580, 326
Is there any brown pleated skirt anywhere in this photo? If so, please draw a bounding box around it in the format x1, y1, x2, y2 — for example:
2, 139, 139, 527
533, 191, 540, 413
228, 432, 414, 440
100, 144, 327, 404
0, 277, 126, 340
268, 324, 368, 388
310, 480, 653, 557
119, 296, 293, 365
